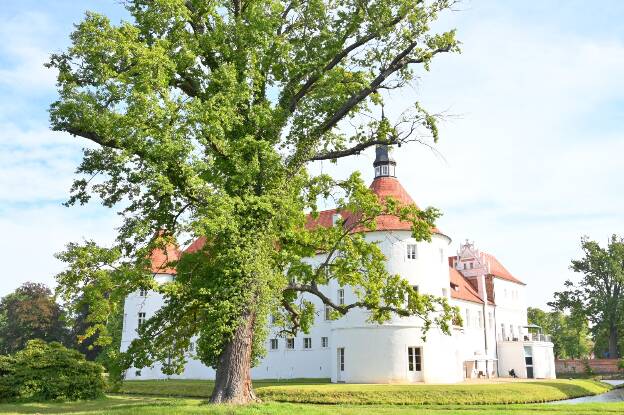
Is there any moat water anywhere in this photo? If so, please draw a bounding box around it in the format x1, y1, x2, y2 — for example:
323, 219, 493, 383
549, 380, 624, 404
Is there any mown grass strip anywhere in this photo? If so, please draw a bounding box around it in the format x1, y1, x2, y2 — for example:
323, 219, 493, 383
116, 379, 610, 405
257, 380, 609, 405
116, 378, 330, 398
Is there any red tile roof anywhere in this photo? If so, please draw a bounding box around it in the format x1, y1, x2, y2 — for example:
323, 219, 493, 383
305, 176, 442, 234
482, 253, 525, 285
184, 236, 207, 254
149, 241, 181, 274
369, 176, 416, 205
448, 253, 525, 285
449, 267, 484, 304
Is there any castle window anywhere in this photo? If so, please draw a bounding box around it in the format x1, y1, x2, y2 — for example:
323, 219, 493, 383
375, 166, 381, 176
338, 348, 345, 371
477, 310, 484, 328
488, 312, 494, 329
139, 289, 148, 297
406, 244, 417, 260
321, 337, 329, 348
135, 370, 141, 377
137, 312, 146, 328
470, 263, 474, 269
408, 347, 422, 371
324, 305, 332, 321
382, 165, 389, 175
303, 337, 312, 349
440, 248, 444, 263
286, 338, 294, 349
338, 289, 345, 305
189, 341, 195, 352
270, 338, 278, 350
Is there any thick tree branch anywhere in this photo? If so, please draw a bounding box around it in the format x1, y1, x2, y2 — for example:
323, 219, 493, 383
287, 13, 406, 113
310, 138, 399, 161
317, 45, 452, 139
285, 282, 413, 318
288, 44, 452, 168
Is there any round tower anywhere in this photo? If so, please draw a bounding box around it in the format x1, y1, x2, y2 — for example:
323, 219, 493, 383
329, 147, 459, 384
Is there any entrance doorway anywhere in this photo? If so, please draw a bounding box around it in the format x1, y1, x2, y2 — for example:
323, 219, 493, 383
524, 346, 534, 378
407, 346, 423, 382
337, 347, 345, 382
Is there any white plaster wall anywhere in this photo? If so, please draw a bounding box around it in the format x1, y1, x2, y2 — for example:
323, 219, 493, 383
493, 279, 527, 341
330, 326, 463, 384
497, 341, 556, 379
532, 343, 557, 379
497, 341, 527, 378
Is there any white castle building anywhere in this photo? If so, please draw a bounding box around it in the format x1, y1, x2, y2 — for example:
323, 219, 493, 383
121, 147, 555, 383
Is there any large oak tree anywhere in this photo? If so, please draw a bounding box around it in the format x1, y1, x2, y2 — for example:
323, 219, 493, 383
51, 0, 460, 403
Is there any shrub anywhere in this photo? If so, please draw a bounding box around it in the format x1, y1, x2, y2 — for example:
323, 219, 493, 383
583, 360, 594, 376
618, 359, 624, 371
0, 340, 105, 402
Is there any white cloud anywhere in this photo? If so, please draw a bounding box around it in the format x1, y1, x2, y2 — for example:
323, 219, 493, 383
0, 125, 82, 203
0, 12, 58, 91
0, 204, 118, 296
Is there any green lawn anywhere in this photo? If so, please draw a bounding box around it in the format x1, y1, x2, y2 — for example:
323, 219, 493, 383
0, 379, 616, 414
117, 378, 330, 398
0, 396, 624, 415
118, 378, 609, 405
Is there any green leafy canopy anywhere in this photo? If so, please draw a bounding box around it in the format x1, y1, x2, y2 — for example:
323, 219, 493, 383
550, 235, 624, 358
50, 0, 461, 374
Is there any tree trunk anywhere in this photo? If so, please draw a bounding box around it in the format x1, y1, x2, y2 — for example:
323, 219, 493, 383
608, 324, 619, 358
210, 309, 259, 404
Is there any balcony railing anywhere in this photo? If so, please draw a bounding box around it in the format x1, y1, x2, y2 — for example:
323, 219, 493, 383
500, 333, 552, 343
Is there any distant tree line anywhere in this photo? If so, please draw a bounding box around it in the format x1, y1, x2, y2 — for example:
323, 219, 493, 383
0, 282, 122, 377
531, 235, 624, 359
527, 307, 593, 359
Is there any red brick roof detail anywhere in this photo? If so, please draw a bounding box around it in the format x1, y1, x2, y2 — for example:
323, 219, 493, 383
305, 177, 442, 234
184, 236, 207, 254
449, 267, 484, 304
448, 254, 525, 286
369, 176, 416, 205
305, 209, 350, 230
482, 253, 525, 285
149, 241, 181, 275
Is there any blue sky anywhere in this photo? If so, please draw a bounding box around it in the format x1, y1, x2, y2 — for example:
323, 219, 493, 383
1, 1, 623, 308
